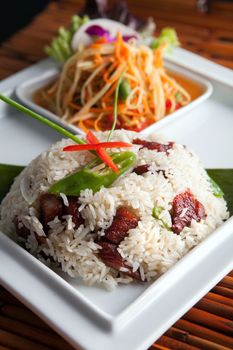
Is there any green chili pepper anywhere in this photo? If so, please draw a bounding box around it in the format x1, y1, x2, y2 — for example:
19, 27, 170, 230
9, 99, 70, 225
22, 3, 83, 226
49, 151, 136, 196
208, 175, 224, 198
119, 78, 131, 101
152, 206, 171, 230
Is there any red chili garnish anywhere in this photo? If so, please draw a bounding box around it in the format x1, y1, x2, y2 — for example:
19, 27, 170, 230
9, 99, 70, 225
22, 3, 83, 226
63, 141, 132, 152
172, 190, 206, 234
86, 130, 119, 173
175, 102, 182, 110
166, 99, 172, 111
133, 139, 174, 153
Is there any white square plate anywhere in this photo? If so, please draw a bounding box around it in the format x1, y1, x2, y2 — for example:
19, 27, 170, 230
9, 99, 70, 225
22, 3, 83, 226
0, 48, 233, 350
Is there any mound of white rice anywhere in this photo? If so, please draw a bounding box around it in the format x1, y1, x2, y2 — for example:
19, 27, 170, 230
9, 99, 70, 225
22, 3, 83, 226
0, 130, 228, 290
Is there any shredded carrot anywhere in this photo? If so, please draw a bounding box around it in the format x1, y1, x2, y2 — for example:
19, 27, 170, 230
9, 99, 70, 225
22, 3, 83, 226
78, 119, 90, 133
101, 82, 117, 102
36, 31, 191, 133
94, 53, 103, 65
94, 113, 103, 131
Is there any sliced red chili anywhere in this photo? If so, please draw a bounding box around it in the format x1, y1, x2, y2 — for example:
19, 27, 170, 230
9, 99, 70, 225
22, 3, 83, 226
175, 102, 182, 110
166, 99, 172, 111
86, 131, 119, 173
63, 141, 132, 152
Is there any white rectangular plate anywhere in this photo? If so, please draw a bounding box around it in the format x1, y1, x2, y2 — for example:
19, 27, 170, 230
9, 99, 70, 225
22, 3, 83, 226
15, 59, 213, 136
0, 48, 233, 350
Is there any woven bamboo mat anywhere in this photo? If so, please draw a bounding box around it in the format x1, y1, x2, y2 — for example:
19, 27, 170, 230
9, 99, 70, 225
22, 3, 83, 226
0, 273, 233, 349
0, 0, 233, 349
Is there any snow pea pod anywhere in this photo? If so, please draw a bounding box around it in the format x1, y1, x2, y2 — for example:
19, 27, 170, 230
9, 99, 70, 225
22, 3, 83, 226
49, 151, 136, 196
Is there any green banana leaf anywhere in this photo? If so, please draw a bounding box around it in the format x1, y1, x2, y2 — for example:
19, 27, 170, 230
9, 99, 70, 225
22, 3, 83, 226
0, 164, 24, 202
207, 169, 233, 216
0, 164, 232, 215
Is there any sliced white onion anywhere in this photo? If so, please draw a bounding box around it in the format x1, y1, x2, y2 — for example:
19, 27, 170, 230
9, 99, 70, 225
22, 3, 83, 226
20, 176, 38, 205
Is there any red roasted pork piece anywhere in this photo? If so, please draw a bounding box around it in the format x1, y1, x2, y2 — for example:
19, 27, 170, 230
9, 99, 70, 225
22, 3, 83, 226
105, 207, 139, 244
172, 190, 206, 234
40, 193, 63, 230
133, 138, 174, 153
133, 164, 150, 175
98, 241, 141, 280
64, 196, 84, 229
15, 218, 46, 245
15, 218, 30, 239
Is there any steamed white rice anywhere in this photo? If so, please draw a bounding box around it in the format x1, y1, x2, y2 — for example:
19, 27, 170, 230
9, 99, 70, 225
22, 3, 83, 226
0, 130, 228, 290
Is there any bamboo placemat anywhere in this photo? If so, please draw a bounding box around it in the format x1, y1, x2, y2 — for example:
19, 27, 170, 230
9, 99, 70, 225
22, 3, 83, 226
0, 272, 233, 349
0, 0, 233, 349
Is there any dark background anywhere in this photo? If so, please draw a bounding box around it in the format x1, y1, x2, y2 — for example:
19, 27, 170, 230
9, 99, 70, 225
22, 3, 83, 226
0, 0, 52, 43
1, 0, 233, 44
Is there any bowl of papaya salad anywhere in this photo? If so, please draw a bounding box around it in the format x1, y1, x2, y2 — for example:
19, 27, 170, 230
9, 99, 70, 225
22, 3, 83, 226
16, 17, 212, 134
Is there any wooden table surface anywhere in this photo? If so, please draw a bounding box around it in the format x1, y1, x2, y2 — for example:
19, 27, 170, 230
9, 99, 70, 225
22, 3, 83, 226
0, 1, 233, 349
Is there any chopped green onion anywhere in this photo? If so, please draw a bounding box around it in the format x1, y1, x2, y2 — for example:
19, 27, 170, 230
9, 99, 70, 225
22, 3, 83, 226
0, 94, 85, 145
107, 73, 124, 141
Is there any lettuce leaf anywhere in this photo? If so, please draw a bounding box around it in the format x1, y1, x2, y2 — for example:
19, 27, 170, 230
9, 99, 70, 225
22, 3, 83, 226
45, 15, 89, 63
150, 27, 179, 52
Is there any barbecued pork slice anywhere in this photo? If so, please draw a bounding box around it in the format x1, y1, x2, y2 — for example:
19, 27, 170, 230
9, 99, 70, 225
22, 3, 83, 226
105, 207, 139, 244
133, 139, 174, 153
64, 196, 84, 229
15, 218, 46, 245
133, 164, 150, 175
172, 190, 206, 234
40, 194, 63, 230
98, 241, 141, 281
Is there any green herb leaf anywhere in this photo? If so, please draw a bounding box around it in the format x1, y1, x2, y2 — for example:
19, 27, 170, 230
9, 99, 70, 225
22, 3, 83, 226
152, 206, 171, 230
207, 169, 233, 215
